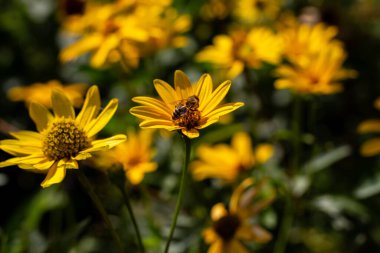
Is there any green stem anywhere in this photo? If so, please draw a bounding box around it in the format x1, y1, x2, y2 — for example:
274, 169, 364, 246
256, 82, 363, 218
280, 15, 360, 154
274, 95, 302, 253
77, 170, 124, 253
120, 185, 145, 253
164, 135, 191, 253
291, 94, 302, 176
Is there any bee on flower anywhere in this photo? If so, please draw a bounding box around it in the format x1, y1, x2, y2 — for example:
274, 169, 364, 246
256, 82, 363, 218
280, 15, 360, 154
0, 85, 126, 188
203, 178, 274, 253
129, 70, 244, 138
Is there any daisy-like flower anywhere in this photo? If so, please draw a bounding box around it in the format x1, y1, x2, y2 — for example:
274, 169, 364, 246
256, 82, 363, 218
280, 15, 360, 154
274, 42, 357, 94
280, 22, 339, 65
203, 178, 274, 253
358, 98, 380, 156
233, 0, 282, 24
0, 85, 126, 188
93, 129, 157, 185
196, 27, 283, 80
190, 132, 273, 182
7, 80, 88, 108
129, 70, 244, 138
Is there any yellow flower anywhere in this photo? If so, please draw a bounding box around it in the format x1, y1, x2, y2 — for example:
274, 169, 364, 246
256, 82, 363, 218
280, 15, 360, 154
0, 85, 126, 188
280, 22, 339, 64
196, 28, 283, 80
129, 70, 244, 139
60, 2, 148, 69
274, 42, 357, 94
233, 0, 282, 24
7, 80, 88, 108
203, 178, 274, 253
60, 0, 191, 69
358, 98, 380, 157
200, 0, 231, 20
190, 132, 273, 182
93, 129, 157, 185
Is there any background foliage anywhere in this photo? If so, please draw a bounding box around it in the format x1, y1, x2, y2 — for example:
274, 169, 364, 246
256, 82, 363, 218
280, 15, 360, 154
1, 0, 380, 252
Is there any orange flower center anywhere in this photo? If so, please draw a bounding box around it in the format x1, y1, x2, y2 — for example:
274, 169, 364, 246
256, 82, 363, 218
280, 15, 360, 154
213, 214, 241, 241
104, 20, 120, 35
255, 0, 266, 10
43, 119, 90, 161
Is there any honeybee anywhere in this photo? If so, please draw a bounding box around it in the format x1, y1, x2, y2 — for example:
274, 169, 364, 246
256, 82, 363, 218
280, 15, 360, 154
172, 95, 200, 121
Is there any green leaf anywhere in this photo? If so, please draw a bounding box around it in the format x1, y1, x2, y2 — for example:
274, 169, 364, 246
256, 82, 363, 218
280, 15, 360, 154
303, 145, 351, 174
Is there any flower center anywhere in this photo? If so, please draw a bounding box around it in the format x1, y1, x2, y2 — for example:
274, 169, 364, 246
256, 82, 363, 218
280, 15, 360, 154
213, 214, 241, 241
103, 20, 120, 35
43, 119, 90, 161
255, 0, 266, 10
172, 95, 201, 130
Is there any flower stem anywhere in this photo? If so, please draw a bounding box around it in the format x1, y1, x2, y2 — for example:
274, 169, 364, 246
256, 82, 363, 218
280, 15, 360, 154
164, 135, 191, 253
274, 95, 302, 253
120, 184, 145, 253
77, 169, 124, 253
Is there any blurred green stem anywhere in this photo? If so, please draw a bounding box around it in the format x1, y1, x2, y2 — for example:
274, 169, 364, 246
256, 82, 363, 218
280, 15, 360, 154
274, 94, 302, 253
164, 135, 191, 253
77, 170, 124, 253
120, 184, 145, 253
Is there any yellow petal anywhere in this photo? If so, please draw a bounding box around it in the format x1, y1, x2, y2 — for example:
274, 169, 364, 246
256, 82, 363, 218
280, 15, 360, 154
40, 162, 66, 188
129, 105, 171, 120
357, 120, 380, 133
0, 139, 42, 156
181, 128, 200, 138
207, 240, 224, 253
203, 102, 244, 119
90, 35, 119, 68
153, 79, 178, 106
51, 89, 75, 118
174, 70, 193, 99
195, 74, 213, 111
60, 34, 102, 62
82, 134, 127, 153
9, 131, 43, 141
201, 80, 232, 116
230, 178, 254, 213
0, 154, 46, 169
196, 118, 219, 130
29, 102, 54, 132
203, 228, 218, 244
76, 86, 101, 129
33, 160, 55, 170
231, 132, 254, 168
85, 98, 118, 137
132, 96, 172, 114
139, 119, 178, 130
236, 225, 272, 243
225, 239, 250, 253
360, 138, 380, 157
255, 144, 273, 164
211, 202, 228, 221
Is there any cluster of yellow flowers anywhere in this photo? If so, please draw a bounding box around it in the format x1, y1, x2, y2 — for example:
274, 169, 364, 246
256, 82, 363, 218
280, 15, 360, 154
60, 0, 191, 69
197, 0, 357, 95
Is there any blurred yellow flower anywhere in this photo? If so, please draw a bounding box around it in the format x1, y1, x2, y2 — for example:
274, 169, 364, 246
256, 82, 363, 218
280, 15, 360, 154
203, 178, 274, 253
0, 86, 126, 188
7, 80, 88, 108
233, 0, 282, 24
130, 70, 244, 139
60, 0, 190, 69
274, 42, 357, 94
281, 22, 339, 64
358, 98, 380, 157
196, 27, 283, 79
94, 129, 157, 185
190, 132, 273, 182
